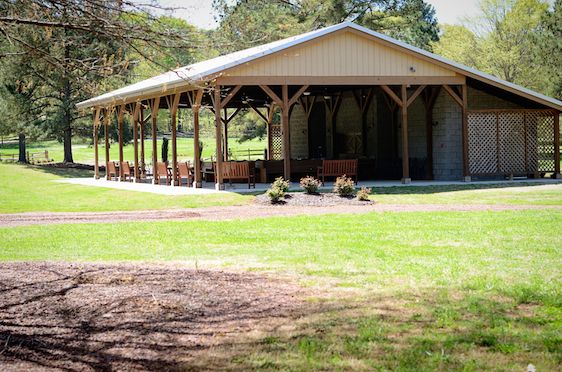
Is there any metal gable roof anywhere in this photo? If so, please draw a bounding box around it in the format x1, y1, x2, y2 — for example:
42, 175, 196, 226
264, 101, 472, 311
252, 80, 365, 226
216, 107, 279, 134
77, 21, 562, 110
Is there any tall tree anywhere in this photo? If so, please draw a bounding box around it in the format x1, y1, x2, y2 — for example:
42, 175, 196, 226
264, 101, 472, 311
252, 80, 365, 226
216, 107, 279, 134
534, 0, 562, 100
213, 0, 439, 51
0, 0, 203, 163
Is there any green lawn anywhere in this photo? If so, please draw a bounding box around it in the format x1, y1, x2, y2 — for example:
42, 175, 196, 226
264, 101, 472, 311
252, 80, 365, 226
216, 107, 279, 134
0, 163, 251, 213
1, 211, 561, 369
0, 137, 267, 164
1, 163, 561, 213
1, 162, 561, 369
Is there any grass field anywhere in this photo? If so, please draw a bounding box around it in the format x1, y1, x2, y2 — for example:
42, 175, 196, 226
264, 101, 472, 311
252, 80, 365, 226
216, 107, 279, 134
0, 163, 561, 369
1, 163, 561, 213
0, 137, 267, 164
0, 163, 251, 213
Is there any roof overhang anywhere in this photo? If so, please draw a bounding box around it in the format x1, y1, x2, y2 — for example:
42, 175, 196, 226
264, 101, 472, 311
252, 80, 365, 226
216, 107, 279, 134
77, 21, 562, 111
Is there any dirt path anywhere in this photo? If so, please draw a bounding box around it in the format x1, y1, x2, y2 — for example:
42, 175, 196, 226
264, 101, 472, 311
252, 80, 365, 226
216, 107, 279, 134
1, 203, 560, 227
0, 262, 306, 371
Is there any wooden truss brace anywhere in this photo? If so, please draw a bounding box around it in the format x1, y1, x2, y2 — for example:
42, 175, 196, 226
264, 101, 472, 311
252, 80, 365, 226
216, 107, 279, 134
298, 96, 317, 120
443, 85, 463, 107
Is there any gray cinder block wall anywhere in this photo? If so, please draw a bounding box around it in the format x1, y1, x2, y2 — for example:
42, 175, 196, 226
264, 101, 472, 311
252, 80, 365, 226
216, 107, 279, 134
432, 90, 463, 180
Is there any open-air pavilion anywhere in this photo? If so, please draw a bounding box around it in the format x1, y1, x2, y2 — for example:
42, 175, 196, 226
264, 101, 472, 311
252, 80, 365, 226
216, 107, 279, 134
77, 21, 562, 190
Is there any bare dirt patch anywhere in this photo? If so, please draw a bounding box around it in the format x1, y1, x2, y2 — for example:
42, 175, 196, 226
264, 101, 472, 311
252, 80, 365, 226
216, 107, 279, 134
2, 202, 561, 228
255, 192, 373, 206
0, 262, 306, 371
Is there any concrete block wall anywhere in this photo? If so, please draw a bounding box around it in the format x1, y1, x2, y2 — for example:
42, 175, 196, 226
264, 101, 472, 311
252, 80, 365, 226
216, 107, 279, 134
432, 90, 463, 180
468, 86, 521, 110
406, 97, 426, 159
289, 104, 308, 159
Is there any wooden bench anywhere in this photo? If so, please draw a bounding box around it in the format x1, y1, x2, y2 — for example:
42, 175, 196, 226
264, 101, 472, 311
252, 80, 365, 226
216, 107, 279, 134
27, 150, 53, 164
317, 159, 358, 183
106, 161, 118, 180
217, 161, 255, 188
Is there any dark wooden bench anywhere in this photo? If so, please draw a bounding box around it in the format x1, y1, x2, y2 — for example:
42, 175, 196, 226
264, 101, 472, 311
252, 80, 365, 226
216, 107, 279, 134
317, 159, 358, 183
106, 161, 118, 180
218, 161, 255, 188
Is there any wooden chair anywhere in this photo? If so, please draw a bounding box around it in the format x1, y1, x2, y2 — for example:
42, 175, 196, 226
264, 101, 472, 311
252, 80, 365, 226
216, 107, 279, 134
218, 161, 255, 188
178, 162, 193, 187
106, 161, 118, 181
120, 161, 133, 182
156, 162, 172, 185
317, 159, 358, 184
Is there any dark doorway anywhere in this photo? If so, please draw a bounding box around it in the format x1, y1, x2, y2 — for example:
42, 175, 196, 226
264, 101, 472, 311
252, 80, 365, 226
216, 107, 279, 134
308, 103, 326, 158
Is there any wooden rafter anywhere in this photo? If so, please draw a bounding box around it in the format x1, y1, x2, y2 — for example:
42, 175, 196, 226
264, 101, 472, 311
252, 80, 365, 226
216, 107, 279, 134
288, 85, 310, 107
406, 85, 426, 107
220, 85, 241, 107
443, 85, 463, 107
259, 85, 282, 106
352, 88, 374, 113
381, 85, 403, 107
248, 102, 269, 123
299, 96, 317, 120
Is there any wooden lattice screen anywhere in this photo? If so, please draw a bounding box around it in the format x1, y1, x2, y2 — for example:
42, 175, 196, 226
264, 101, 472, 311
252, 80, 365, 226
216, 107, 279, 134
269, 124, 283, 160
467, 110, 556, 176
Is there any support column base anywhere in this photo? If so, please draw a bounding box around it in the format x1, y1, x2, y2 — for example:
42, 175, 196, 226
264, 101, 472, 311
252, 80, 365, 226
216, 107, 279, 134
215, 183, 225, 190
193, 182, 202, 189
554, 173, 562, 180
133, 178, 140, 183
94, 175, 100, 180
401, 177, 411, 184
463, 176, 472, 182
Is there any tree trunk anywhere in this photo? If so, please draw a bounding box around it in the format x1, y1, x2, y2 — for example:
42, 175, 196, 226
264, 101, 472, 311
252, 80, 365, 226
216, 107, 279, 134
62, 36, 73, 164
18, 133, 26, 163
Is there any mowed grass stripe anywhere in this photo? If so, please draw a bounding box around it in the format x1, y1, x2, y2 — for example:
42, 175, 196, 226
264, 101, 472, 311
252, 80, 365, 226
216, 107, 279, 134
1, 210, 560, 304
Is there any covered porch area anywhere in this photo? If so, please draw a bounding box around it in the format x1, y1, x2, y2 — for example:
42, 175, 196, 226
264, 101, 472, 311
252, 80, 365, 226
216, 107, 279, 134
79, 22, 561, 189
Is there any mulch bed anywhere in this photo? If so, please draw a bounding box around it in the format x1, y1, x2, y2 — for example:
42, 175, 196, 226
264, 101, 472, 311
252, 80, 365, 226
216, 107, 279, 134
255, 192, 374, 206
0, 262, 305, 371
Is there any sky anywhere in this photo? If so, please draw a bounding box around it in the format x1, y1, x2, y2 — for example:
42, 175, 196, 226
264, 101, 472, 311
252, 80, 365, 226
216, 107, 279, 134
150, 0, 483, 29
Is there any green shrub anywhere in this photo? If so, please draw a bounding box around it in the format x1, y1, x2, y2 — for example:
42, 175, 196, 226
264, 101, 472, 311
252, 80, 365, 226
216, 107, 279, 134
334, 175, 355, 196
300, 176, 321, 194
356, 186, 372, 201
267, 186, 285, 203
272, 176, 290, 193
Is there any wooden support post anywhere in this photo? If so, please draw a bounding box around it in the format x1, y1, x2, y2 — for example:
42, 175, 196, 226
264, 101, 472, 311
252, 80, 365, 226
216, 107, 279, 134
192, 90, 203, 188
133, 103, 140, 182
323, 95, 341, 158
93, 107, 101, 179
422, 86, 440, 180
117, 105, 125, 181
223, 108, 229, 161
267, 105, 275, 160
104, 107, 111, 180
140, 106, 146, 177
281, 85, 291, 180
555, 111, 561, 178
214, 86, 224, 190
170, 93, 181, 186
151, 97, 160, 184
353, 88, 374, 156
401, 85, 410, 184
461, 84, 470, 182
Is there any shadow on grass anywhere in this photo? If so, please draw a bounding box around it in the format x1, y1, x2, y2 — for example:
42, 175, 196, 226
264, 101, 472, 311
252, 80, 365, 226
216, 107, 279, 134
0, 261, 559, 370
26, 164, 94, 179
205, 289, 561, 370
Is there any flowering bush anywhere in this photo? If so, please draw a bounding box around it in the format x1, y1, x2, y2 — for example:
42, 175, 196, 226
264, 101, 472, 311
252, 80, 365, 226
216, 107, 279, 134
356, 186, 372, 201
267, 186, 285, 203
300, 176, 322, 194
333, 175, 355, 197
272, 176, 290, 193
